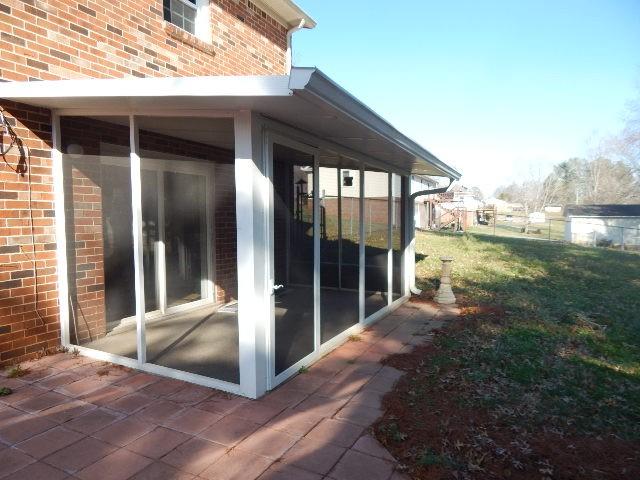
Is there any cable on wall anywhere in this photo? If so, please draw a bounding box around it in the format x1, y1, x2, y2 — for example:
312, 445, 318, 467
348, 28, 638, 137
1, 107, 46, 328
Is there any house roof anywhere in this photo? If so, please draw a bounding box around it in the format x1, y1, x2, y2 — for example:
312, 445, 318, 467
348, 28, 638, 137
0, 67, 460, 179
256, 0, 317, 29
565, 204, 640, 217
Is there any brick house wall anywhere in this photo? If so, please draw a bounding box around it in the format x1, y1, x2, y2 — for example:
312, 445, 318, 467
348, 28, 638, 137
0, 0, 288, 365
0, 100, 59, 364
0, 0, 287, 81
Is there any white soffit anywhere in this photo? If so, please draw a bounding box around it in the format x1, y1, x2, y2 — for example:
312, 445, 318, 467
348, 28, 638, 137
252, 0, 317, 29
0, 68, 460, 179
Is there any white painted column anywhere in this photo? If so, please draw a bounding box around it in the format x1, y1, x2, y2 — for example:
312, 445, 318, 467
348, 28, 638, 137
51, 113, 70, 346
313, 155, 320, 350
403, 176, 412, 297
358, 165, 365, 323
235, 111, 268, 398
407, 185, 418, 295
129, 115, 147, 366
337, 168, 342, 290
387, 173, 393, 305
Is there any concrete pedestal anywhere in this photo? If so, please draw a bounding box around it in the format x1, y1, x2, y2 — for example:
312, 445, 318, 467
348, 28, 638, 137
434, 256, 456, 305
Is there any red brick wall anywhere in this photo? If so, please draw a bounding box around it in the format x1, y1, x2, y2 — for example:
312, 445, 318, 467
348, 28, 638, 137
1, 0, 286, 363
0, 0, 287, 80
213, 162, 237, 304
0, 101, 59, 364
59, 116, 128, 345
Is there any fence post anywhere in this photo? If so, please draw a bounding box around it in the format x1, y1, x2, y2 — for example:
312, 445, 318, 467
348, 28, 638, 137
493, 206, 496, 237
548, 221, 551, 241
621, 225, 625, 251
593, 230, 597, 247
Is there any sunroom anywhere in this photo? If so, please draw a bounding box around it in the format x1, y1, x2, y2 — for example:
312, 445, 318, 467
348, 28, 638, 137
1, 68, 460, 398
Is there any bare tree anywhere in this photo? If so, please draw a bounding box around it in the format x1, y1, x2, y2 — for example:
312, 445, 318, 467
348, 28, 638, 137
602, 87, 640, 176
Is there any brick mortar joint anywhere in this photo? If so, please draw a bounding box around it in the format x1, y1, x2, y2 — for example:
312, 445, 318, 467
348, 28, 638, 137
163, 22, 216, 57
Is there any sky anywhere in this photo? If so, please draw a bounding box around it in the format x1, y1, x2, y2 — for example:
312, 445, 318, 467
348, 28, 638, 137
292, 0, 640, 196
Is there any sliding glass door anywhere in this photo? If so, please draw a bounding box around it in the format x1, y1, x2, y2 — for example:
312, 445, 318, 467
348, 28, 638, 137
267, 133, 410, 388
364, 168, 390, 318
271, 142, 316, 378
318, 160, 361, 344
141, 166, 210, 316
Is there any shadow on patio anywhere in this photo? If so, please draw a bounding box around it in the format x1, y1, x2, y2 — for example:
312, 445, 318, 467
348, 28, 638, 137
0, 301, 452, 480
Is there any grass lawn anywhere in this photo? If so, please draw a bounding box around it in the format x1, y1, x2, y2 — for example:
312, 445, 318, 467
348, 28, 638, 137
376, 231, 640, 479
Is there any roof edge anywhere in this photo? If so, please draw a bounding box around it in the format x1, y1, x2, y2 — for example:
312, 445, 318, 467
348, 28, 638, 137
0, 75, 292, 100
252, 0, 317, 29
288, 67, 461, 180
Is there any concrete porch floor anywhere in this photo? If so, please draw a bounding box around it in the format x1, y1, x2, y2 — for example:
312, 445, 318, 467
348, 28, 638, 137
0, 301, 457, 480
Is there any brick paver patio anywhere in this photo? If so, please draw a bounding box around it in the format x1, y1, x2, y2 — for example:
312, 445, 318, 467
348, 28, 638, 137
0, 301, 455, 480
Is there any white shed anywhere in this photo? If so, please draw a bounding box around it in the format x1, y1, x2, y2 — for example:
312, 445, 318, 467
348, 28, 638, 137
564, 205, 640, 249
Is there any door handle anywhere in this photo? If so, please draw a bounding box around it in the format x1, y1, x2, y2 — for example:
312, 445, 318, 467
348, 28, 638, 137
272, 284, 284, 295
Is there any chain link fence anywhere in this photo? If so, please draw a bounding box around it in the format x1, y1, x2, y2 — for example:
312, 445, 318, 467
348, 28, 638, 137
421, 207, 640, 252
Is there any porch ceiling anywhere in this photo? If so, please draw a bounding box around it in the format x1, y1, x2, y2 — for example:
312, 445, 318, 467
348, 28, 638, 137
0, 68, 460, 179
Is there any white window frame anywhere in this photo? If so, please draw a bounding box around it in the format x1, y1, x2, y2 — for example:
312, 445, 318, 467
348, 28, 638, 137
166, 0, 211, 43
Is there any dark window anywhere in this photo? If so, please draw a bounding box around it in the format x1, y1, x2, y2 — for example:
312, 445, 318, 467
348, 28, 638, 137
163, 0, 197, 35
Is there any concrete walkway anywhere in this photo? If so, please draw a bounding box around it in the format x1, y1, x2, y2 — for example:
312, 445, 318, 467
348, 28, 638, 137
0, 301, 454, 480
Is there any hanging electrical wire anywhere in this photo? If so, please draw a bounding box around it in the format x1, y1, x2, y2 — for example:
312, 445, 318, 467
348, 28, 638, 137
1, 107, 46, 328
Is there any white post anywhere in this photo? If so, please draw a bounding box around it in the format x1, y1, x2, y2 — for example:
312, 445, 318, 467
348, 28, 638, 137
129, 115, 146, 365
235, 111, 268, 398
407, 185, 420, 295
313, 156, 321, 350
387, 173, 392, 305
337, 168, 342, 290
358, 165, 365, 323
403, 176, 412, 297
51, 113, 70, 346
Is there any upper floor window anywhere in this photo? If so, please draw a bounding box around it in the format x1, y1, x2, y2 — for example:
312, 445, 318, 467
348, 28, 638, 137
163, 0, 210, 41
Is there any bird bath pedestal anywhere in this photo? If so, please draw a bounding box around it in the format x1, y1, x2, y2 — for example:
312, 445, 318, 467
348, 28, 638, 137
434, 256, 456, 305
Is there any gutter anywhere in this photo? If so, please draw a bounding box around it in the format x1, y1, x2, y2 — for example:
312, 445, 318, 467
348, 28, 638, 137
285, 19, 306, 74
410, 177, 454, 201
409, 177, 454, 295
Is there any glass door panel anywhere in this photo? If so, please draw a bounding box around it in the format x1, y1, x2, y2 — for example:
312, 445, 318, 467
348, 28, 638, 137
319, 164, 360, 344
391, 174, 405, 300
364, 168, 390, 318
137, 117, 239, 384
273, 143, 315, 376
60, 116, 138, 359
141, 170, 159, 313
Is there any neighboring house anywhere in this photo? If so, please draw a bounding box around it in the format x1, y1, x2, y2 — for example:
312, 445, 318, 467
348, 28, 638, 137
486, 197, 525, 214
544, 205, 563, 214
0, 0, 460, 398
428, 183, 484, 230
411, 175, 439, 230
564, 205, 640, 249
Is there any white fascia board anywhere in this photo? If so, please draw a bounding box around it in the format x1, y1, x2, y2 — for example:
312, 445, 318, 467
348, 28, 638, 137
254, 0, 317, 28
289, 67, 461, 180
0, 75, 292, 101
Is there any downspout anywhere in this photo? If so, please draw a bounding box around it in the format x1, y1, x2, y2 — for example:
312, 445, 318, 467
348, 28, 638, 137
286, 19, 306, 74
408, 177, 454, 295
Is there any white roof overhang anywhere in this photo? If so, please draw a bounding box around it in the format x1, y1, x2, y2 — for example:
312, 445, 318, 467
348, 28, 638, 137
253, 0, 316, 29
0, 67, 460, 179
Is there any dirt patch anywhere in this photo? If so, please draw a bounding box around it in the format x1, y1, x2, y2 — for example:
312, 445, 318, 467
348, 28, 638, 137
374, 310, 640, 480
